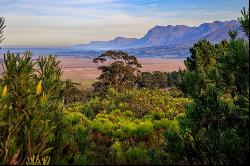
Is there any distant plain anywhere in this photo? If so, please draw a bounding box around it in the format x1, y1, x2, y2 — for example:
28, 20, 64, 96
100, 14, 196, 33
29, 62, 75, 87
0, 55, 185, 88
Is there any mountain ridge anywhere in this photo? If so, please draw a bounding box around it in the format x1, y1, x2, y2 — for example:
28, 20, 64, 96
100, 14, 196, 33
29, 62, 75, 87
75, 20, 245, 50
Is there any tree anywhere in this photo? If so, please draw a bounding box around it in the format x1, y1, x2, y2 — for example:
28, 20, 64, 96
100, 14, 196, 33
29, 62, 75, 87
238, 7, 249, 38
164, 8, 249, 164
92, 50, 141, 91
184, 40, 228, 73
136, 71, 168, 89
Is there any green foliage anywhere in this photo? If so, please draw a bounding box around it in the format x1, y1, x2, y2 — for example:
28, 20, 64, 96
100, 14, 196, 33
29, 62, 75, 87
136, 71, 168, 89
80, 88, 190, 119
125, 146, 151, 165
0, 52, 66, 164
109, 141, 126, 164
167, 70, 183, 87
138, 69, 190, 98
1, 7, 249, 165
218, 38, 249, 98
57, 88, 189, 164
166, 8, 249, 165
238, 7, 249, 38
52, 109, 90, 165
92, 50, 142, 91
63, 81, 92, 104
184, 40, 228, 73
26, 155, 51, 165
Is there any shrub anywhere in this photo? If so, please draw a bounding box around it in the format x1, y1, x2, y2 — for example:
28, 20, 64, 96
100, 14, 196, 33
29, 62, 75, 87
0, 52, 66, 164
125, 146, 151, 165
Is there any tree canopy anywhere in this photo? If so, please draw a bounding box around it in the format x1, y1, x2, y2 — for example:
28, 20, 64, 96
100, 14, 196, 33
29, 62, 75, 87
164, 7, 249, 164
92, 50, 142, 91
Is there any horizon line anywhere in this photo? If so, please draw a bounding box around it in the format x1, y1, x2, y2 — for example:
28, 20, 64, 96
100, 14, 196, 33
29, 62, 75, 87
1, 19, 239, 48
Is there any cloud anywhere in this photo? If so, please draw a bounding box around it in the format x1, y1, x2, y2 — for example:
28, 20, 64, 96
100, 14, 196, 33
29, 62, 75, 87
0, 0, 248, 47
0, 0, 19, 6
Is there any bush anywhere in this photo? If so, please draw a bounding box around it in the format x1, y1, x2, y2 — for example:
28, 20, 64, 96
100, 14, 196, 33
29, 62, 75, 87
0, 52, 66, 164
166, 8, 249, 164
60, 88, 189, 164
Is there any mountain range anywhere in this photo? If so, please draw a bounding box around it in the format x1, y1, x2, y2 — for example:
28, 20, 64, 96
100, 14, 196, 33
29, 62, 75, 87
1, 20, 246, 59
75, 20, 245, 50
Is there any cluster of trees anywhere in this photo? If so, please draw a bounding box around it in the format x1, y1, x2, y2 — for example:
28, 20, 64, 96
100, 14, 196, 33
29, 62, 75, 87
92, 51, 183, 91
163, 8, 249, 164
0, 8, 249, 165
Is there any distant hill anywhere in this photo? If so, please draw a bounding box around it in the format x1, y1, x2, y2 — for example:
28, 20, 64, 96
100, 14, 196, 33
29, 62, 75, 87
76, 37, 137, 49
3, 20, 244, 59
75, 20, 245, 50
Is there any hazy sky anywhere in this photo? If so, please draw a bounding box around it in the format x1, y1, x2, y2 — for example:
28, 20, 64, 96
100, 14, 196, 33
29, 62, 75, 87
0, 0, 248, 47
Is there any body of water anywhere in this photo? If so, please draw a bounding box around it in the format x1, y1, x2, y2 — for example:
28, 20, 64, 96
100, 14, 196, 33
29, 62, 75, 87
0, 47, 100, 57
0, 47, 189, 59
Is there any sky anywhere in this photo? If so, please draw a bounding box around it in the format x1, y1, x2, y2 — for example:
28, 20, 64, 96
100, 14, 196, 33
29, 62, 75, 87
0, 0, 249, 47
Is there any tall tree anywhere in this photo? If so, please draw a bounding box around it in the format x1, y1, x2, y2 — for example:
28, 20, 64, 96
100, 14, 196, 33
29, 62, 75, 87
93, 50, 141, 91
184, 40, 228, 73
164, 8, 249, 164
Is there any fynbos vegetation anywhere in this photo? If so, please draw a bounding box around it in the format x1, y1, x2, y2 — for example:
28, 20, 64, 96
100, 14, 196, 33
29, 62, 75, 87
0, 8, 249, 165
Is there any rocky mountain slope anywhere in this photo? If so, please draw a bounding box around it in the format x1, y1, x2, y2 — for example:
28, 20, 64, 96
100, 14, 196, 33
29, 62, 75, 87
75, 20, 245, 49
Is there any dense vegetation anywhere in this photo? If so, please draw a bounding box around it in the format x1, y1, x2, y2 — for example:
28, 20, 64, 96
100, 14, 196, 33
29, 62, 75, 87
0, 8, 249, 165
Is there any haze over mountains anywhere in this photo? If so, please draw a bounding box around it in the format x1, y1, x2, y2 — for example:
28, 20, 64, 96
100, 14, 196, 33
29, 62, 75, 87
75, 20, 244, 50
1, 20, 246, 58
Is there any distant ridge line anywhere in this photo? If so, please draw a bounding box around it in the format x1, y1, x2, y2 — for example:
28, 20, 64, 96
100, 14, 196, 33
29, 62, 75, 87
75, 20, 245, 49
